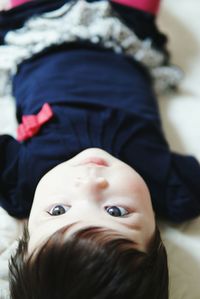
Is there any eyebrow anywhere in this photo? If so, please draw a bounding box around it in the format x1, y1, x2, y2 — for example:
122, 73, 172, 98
57, 221, 139, 246
59, 221, 81, 234
59, 220, 135, 234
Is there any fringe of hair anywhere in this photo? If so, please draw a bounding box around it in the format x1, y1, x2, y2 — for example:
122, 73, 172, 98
9, 222, 169, 299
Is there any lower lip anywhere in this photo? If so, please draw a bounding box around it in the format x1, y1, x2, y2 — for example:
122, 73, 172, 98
78, 157, 109, 166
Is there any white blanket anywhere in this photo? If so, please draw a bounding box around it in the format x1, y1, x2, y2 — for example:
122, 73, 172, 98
0, 0, 200, 298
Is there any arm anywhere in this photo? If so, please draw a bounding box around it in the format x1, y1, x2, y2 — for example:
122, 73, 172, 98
0, 135, 20, 169
123, 135, 200, 223
124, 116, 200, 223
164, 152, 200, 222
0, 135, 21, 216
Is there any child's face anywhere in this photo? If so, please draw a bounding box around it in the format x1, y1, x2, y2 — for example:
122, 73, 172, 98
28, 148, 155, 255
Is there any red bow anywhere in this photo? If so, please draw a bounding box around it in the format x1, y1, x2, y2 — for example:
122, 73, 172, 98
17, 103, 54, 142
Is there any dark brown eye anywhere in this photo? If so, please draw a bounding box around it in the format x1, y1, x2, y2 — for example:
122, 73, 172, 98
48, 205, 70, 216
105, 206, 128, 217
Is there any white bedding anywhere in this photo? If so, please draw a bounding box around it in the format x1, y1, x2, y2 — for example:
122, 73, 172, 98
0, 0, 200, 298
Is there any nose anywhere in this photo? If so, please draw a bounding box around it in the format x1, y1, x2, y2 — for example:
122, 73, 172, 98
75, 176, 109, 190
94, 177, 109, 189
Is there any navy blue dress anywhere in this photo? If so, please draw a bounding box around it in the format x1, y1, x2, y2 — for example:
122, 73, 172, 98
0, 0, 200, 221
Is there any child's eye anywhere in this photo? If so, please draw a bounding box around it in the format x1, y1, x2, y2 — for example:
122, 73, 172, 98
47, 205, 128, 217
105, 206, 128, 217
48, 205, 70, 216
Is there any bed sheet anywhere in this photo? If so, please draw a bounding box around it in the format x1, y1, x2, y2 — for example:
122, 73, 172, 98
158, 1, 200, 298
0, 0, 200, 298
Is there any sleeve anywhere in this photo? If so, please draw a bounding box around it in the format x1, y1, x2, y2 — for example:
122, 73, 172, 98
123, 139, 200, 223
164, 152, 200, 222
0, 134, 21, 216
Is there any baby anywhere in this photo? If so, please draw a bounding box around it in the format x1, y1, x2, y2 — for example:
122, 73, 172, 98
0, 0, 200, 298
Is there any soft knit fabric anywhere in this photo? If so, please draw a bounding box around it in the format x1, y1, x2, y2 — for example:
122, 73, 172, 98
0, 0, 181, 98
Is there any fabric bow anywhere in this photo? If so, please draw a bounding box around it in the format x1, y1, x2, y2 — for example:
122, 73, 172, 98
17, 103, 54, 142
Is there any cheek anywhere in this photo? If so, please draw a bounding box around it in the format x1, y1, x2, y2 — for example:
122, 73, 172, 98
28, 209, 38, 234
28, 196, 45, 232
117, 171, 148, 196
116, 170, 153, 209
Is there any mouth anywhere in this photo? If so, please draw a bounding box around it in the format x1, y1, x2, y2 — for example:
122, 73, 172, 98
76, 157, 109, 167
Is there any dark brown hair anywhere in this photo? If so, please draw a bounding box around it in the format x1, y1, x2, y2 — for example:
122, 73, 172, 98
9, 223, 168, 299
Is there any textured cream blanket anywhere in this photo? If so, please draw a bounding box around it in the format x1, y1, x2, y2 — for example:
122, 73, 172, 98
0, 1, 200, 298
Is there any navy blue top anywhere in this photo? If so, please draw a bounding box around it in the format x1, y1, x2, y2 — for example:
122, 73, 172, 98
0, 0, 200, 222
